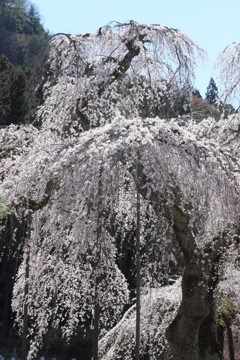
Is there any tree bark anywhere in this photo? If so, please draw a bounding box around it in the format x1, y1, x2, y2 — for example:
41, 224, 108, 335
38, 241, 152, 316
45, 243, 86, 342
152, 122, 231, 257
166, 262, 210, 360
198, 287, 223, 360
164, 202, 225, 360
165, 209, 225, 360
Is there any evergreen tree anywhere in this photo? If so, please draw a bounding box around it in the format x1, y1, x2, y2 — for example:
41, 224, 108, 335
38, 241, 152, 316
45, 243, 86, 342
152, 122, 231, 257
24, 4, 45, 35
205, 77, 218, 104
0, 0, 26, 33
0, 0, 49, 67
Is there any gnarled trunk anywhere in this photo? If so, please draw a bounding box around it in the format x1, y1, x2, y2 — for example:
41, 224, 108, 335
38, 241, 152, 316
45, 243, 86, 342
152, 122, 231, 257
165, 203, 225, 360
198, 294, 224, 360
166, 261, 223, 360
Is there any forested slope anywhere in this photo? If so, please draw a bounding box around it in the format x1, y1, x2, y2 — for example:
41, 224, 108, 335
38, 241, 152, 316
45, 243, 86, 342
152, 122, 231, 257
0, 0, 50, 126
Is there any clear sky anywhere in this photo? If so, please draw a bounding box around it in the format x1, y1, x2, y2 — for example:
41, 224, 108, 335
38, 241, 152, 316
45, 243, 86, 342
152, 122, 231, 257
32, 0, 240, 98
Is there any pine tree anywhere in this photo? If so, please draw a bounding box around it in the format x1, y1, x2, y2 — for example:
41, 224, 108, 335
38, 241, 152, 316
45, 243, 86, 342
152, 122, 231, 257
0, 0, 26, 33
206, 77, 218, 104
24, 4, 45, 35
0, 0, 49, 67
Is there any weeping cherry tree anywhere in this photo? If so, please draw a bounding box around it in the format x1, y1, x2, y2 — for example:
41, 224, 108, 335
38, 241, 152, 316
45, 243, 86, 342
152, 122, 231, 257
0, 21, 240, 360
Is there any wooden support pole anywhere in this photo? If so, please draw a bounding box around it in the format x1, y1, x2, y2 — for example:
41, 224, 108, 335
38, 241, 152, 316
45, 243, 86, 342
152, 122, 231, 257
136, 157, 141, 360
22, 211, 31, 360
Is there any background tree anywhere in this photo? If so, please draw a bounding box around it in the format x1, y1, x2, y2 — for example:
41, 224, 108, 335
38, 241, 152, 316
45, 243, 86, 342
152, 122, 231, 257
205, 77, 218, 104
190, 93, 213, 121
23, 4, 44, 35
0, 0, 26, 33
0, 0, 49, 67
0, 0, 50, 126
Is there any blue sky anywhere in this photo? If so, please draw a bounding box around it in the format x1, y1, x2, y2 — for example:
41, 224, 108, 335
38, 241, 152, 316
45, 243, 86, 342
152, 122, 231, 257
32, 0, 240, 98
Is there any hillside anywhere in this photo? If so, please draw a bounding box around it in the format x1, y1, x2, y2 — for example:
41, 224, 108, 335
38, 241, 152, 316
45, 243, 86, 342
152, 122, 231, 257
0, 0, 50, 126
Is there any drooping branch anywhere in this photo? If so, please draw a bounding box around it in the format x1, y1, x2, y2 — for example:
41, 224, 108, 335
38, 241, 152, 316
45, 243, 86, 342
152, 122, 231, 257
22, 179, 57, 212
39, 21, 205, 134
216, 42, 240, 105
76, 35, 145, 130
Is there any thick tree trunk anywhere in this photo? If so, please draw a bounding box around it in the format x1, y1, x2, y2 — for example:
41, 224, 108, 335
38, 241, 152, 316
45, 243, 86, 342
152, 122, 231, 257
166, 262, 223, 360
198, 290, 223, 360
166, 263, 210, 360
165, 204, 225, 360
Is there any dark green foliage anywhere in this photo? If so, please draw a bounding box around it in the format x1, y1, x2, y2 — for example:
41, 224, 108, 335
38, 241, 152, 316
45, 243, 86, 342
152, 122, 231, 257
9, 32, 49, 67
0, 0, 50, 125
22, 40, 51, 123
0, 0, 49, 67
10, 66, 26, 121
0, 28, 49, 68
0, 52, 51, 125
204, 78, 237, 120
0, 0, 45, 35
0, 0, 26, 33
0, 54, 27, 125
206, 78, 219, 104
24, 4, 44, 35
